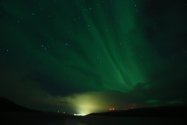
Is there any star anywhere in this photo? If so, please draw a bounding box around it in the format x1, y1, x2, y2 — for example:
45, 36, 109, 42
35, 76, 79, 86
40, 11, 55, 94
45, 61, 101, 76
88, 8, 93, 11
0, 48, 9, 55
31, 13, 36, 16
65, 42, 70, 47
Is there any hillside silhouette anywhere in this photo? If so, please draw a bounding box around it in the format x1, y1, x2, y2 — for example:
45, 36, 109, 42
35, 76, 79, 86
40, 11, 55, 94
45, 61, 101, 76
87, 106, 187, 117
0, 97, 39, 112
0, 97, 186, 125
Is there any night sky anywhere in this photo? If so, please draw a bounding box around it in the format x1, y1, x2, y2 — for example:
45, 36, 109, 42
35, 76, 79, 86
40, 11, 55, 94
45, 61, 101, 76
0, 0, 187, 114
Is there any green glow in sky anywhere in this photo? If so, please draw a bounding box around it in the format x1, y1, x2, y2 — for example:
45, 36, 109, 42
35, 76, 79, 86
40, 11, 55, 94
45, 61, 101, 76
0, 0, 186, 113
50, 0, 159, 92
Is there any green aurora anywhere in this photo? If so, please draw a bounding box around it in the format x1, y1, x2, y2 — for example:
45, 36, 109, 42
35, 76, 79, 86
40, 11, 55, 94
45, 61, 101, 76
0, 0, 186, 113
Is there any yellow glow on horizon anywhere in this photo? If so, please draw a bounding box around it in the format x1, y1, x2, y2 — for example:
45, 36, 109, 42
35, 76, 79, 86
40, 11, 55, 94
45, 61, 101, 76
61, 92, 119, 115
67, 93, 105, 114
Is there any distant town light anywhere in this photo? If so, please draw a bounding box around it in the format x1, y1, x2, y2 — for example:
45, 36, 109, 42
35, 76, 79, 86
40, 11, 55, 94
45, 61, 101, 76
73, 113, 86, 116
108, 107, 116, 111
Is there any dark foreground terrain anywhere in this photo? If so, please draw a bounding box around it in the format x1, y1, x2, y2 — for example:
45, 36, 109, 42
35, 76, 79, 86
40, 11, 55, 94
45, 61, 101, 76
0, 97, 187, 125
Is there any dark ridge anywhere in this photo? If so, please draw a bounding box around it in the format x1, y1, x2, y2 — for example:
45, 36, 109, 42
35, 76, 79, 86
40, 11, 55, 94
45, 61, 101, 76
87, 106, 187, 117
0, 97, 75, 116
0, 97, 39, 112
0, 97, 74, 125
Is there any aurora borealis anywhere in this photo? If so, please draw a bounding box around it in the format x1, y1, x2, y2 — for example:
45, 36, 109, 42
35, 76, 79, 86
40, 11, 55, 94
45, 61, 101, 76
0, 0, 187, 114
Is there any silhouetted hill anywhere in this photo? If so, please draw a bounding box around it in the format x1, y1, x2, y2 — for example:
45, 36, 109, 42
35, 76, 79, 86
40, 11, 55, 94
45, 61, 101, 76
88, 106, 187, 117
0, 97, 39, 112
0, 97, 72, 124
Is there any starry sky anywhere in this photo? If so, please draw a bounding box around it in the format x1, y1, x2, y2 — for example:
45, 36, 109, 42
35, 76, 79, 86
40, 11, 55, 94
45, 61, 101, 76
0, 0, 187, 114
